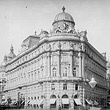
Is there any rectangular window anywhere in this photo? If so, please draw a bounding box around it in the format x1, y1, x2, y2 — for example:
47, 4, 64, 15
31, 97, 33, 100
63, 83, 67, 90
75, 84, 78, 90
28, 97, 30, 100
51, 83, 55, 90
34, 96, 36, 100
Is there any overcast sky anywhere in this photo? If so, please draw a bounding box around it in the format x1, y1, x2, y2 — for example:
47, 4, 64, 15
0, 0, 110, 64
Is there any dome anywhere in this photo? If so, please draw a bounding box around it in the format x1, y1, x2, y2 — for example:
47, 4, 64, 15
53, 7, 75, 25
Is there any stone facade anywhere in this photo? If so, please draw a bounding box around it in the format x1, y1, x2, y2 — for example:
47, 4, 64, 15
0, 56, 6, 104
3, 7, 108, 109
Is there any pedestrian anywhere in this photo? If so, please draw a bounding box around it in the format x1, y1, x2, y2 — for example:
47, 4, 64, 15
58, 105, 61, 110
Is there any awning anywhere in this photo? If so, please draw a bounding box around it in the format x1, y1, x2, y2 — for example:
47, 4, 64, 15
74, 99, 82, 105
85, 99, 92, 105
49, 99, 56, 104
33, 100, 38, 105
62, 98, 69, 104
89, 100, 93, 105
38, 99, 44, 105
29, 100, 34, 105
94, 100, 98, 105
1, 101, 7, 105
21, 100, 25, 104
27, 101, 30, 104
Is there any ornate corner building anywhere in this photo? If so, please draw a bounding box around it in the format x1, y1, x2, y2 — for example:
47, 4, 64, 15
3, 7, 108, 109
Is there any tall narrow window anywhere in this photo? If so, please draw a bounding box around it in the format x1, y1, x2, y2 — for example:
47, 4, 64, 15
38, 69, 40, 78
34, 70, 37, 80
73, 67, 76, 76
31, 71, 33, 81
28, 72, 30, 82
63, 83, 67, 90
63, 67, 67, 77
52, 67, 56, 77
75, 84, 78, 90
40, 84, 43, 92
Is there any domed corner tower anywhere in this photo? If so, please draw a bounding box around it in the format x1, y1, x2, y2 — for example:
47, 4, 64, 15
52, 6, 75, 34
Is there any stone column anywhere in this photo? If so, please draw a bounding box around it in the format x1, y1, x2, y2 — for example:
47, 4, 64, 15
43, 54, 46, 78
57, 51, 61, 77
78, 51, 82, 78
69, 51, 73, 77
70, 98, 74, 109
82, 53, 85, 107
47, 52, 51, 78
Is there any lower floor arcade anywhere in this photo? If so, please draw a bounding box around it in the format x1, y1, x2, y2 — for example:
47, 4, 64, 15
3, 80, 107, 109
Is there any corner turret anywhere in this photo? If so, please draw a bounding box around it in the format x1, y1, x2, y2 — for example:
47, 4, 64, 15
7, 45, 16, 61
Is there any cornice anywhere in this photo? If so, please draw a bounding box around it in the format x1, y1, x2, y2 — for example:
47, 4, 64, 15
6, 35, 80, 66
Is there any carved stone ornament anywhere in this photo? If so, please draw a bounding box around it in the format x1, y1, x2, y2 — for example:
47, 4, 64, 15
39, 30, 49, 38
58, 42, 61, 49
69, 42, 74, 49
54, 21, 75, 34
79, 30, 87, 37
47, 44, 51, 51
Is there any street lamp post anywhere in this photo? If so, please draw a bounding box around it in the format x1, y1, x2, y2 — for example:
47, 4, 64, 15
89, 75, 97, 110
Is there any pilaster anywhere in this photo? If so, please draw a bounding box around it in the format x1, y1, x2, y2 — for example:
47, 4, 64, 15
47, 52, 51, 77
69, 51, 73, 77
57, 51, 61, 77
78, 51, 82, 77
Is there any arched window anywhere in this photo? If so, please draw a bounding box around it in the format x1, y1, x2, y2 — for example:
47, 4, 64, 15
62, 94, 68, 98
50, 95, 56, 98
52, 67, 56, 77
63, 67, 67, 77
73, 67, 76, 77
62, 94, 69, 109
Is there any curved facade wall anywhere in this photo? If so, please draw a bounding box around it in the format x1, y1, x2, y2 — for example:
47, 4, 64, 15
4, 8, 108, 109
